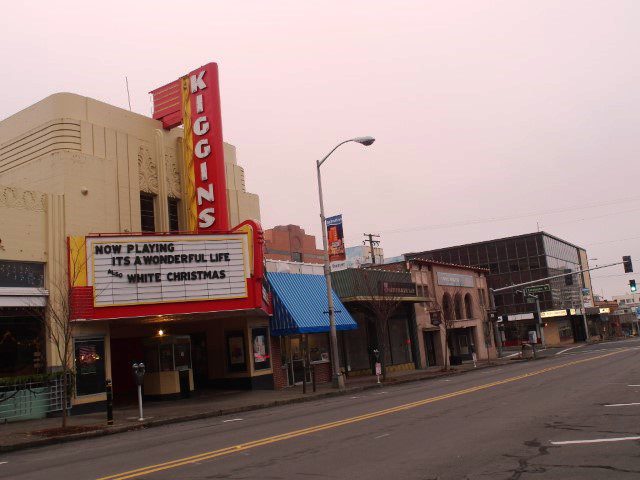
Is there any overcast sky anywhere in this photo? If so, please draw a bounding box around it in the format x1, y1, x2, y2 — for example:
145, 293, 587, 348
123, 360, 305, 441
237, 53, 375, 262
2, 1, 638, 298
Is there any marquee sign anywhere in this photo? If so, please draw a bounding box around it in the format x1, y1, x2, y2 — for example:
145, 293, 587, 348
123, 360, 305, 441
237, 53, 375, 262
68, 220, 267, 321
86, 234, 250, 307
150, 63, 229, 233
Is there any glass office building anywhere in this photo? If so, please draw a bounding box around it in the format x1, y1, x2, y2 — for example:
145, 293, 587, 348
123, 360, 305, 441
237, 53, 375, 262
407, 233, 592, 343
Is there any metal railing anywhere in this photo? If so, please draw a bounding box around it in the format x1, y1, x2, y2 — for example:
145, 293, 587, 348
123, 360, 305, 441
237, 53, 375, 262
0, 375, 71, 423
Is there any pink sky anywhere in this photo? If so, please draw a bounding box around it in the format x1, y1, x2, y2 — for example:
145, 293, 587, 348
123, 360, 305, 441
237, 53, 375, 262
1, 1, 639, 297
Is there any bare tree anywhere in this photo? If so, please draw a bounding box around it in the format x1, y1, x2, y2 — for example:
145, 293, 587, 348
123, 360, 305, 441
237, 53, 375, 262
353, 269, 407, 380
31, 238, 88, 428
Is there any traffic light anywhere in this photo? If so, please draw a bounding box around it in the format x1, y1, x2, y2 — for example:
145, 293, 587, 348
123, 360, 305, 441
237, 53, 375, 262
631, 279, 637, 293
564, 269, 573, 286
623, 256, 633, 273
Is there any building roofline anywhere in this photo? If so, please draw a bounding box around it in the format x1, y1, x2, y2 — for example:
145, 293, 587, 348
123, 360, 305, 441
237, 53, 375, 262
379, 259, 488, 273
409, 258, 490, 273
406, 231, 584, 257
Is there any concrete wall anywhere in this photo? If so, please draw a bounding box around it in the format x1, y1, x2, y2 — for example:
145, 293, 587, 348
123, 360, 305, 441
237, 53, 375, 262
0, 93, 261, 238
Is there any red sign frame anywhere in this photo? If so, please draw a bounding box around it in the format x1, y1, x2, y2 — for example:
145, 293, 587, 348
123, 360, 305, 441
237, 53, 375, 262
70, 220, 267, 321
150, 63, 230, 233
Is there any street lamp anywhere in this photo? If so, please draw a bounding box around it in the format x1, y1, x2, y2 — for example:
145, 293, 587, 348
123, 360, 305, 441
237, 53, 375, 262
316, 136, 375, 389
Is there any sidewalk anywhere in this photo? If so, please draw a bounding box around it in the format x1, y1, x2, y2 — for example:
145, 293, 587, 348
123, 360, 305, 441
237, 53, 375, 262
0, 359, 513, 452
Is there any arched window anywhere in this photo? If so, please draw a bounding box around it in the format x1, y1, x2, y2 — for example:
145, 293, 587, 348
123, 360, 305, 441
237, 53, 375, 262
464, 293, 474, 319
454, 293, 464, 320
442, 293, 453, 321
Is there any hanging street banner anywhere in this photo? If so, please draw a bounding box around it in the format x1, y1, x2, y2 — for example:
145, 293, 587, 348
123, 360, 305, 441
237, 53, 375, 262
150, 62, 230, 233
326, 214, 346, 262
524, 284, 550, 296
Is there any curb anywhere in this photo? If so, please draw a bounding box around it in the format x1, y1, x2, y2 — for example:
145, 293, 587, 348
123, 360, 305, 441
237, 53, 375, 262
0, 360, 512, 453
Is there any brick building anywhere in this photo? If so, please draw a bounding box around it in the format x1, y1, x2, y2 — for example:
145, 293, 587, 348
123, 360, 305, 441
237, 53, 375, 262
376, 259, 495, 368
264, 225, 325, 264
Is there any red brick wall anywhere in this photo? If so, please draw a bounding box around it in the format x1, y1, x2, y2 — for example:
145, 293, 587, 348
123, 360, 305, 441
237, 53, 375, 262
70, 286, 94, 319
313, 362, 332, 384
264, 225, 325, 264
271, 339, 333, 388
271, 338, 288, 390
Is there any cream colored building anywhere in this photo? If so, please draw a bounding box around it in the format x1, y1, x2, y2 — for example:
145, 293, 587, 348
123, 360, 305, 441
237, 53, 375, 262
0, 93, 263, 408
379, 259, 495, 368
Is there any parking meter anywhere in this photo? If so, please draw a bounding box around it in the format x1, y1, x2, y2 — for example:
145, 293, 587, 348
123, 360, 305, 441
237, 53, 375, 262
105, 379, 113, 425
528, 331, 538, 359
132, 362, 146, 386
132, 363, 145, 421
372, 349, 382, 384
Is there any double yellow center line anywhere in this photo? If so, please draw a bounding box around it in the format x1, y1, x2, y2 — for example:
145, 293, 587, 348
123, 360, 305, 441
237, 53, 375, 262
97, 349, 627, 480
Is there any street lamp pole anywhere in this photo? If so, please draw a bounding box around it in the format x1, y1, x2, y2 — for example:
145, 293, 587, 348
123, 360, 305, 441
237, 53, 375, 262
316, 136, 375, 390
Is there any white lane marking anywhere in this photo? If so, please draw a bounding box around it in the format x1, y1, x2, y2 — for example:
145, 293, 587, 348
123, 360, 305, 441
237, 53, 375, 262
222, 418, 243, 423
628, 385, 640, 387
551, 436, 640, 445
374, 391, 388, 395
605, 402, 640, 407
374, 433, 390, 439
0, 462, 7, 465
504, 352, 520, 358
350, 396, 360, 399
556, 345, 584, 355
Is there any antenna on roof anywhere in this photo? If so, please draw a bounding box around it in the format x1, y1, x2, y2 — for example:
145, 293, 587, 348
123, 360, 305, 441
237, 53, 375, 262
125, 76, 132, 111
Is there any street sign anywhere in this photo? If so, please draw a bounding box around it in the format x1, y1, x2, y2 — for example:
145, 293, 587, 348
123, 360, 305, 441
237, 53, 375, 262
524, 284, 550, 296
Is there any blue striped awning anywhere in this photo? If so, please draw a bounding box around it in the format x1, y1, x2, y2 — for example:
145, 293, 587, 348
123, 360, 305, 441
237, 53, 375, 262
266, 272, 358, 336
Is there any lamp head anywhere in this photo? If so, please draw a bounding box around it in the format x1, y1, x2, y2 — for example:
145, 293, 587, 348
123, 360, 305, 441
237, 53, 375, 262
352, 136, 375, 146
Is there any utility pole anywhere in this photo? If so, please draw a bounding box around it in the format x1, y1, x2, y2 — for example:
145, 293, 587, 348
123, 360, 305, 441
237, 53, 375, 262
363, 233, 380, 264
517, 289, 546, 349
535, 295, 545, 348
578, 273, 589, 343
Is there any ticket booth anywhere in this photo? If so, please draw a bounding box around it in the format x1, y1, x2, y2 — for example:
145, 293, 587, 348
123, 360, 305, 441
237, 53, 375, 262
143, 335, 194, 397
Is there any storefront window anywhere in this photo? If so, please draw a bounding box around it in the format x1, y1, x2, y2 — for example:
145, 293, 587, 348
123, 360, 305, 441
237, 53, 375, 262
388, 317, 412, 365
252, 327, 271, 370
174, 342, 192, 370
226, 332, 247, 372
558, 320, 573, 340
74, 337, 106, 396
159, 344, 174, 371
308, 334, 330, 363
0, 313, 44, 376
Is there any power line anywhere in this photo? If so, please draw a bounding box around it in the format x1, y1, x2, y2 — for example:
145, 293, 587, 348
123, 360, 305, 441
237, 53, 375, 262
591, 273, 635, 280
543, 206, 640, 228
380, 196, 640, 235
585, 235, 640, 246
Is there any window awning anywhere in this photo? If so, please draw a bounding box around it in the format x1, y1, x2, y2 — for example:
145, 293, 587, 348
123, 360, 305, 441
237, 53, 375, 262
266, 272, 358, 336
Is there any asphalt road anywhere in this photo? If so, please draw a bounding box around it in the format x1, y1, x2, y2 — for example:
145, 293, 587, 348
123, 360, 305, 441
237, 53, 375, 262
3, 339, 640, 480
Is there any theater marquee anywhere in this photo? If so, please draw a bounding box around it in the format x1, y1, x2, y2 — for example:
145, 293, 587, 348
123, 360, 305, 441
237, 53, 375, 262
86, 234, 250, 307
